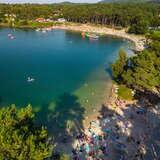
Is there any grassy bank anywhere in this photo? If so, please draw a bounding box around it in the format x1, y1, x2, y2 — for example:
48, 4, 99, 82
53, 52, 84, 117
117, 85, 134, 101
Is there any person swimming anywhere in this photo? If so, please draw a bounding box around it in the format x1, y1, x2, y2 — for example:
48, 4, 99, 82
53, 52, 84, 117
8, 34, 15, 39
27, 77, 35, 83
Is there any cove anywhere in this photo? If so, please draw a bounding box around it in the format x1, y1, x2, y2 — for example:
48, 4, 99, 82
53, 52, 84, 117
0, 28, 132, 130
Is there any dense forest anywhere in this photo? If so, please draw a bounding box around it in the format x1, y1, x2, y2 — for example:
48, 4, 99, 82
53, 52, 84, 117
0, 2, 159, 33
112, 30, 160, 93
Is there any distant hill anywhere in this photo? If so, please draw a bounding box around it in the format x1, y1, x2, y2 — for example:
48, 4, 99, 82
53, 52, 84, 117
57, 1, 74, 4
56, 0, 160, 4
99, 0, 158, 3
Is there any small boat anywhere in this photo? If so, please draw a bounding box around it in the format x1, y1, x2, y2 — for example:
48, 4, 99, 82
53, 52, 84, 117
36, 28, 41, 32
46, 27, 52, 31
8, 34, 12, 37
89, 34, 99, 39
42, 30, 46, 33
10, 36, 15, 39
27, 77, 35, 83
85, 33, 99, 39
8, 33, 15, 39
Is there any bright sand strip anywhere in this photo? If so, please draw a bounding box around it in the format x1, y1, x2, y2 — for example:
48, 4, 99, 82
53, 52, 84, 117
52, 23, 146, 51
74, 68, 113, 129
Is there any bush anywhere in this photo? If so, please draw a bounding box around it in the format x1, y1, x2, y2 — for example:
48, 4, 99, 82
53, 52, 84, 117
128, 18, 149, 34
111, 49, 127, 81
117, 85, 134, 101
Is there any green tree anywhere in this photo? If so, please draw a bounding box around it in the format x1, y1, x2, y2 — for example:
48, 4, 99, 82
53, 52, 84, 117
111, 49, 127, 81
0, 105, 53, 160
122, 50, 160, 90
128, 16, 149, 34
147, 31, 160, 54
19, 19, 29, 25
112, 30, 160, 92
117, 31, 160, 92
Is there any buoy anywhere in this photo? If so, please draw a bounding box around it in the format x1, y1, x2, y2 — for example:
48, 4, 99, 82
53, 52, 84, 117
81, 32, 85, 38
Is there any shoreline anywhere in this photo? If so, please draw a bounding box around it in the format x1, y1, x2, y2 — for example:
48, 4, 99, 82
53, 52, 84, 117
40, 23, 146, 134
0, 22, 146, 51
81, 79, 113, 130
49, 23, 146, 131
51, 23, 146, 51
52, 23, 145, 142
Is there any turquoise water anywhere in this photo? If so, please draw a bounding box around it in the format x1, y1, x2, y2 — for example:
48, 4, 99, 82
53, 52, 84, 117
0, 28, 132, 129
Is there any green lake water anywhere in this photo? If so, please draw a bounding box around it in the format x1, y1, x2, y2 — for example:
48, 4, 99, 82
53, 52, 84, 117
0, 28, 132, 131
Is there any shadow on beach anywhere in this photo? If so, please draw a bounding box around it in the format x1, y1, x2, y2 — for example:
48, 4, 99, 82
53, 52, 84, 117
65, 89, 160, 160
97, 91, 160, 160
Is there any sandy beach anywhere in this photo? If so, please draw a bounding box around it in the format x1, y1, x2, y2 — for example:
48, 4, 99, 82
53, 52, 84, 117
52, 23, 146, 51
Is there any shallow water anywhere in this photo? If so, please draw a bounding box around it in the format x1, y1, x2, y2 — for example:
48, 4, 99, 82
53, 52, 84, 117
0, 28, 132, 129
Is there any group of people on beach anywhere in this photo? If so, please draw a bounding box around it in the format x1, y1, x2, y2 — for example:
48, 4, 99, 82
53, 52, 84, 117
69, 99, 160, 160
71, 110, 126, 160
51, 84, 160, 160
72, 130, 109, 160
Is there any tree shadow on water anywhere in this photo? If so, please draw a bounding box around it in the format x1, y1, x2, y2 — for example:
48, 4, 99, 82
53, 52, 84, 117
38, 93, 85, 157
104, 64, 113, 78
0, 96, 2, 105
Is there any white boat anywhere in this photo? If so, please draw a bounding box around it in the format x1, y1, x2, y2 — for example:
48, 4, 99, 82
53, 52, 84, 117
36, 28, 41, 32
27, 77, 35, 83
42, 30, 46, 33
46, 27, 52, 31
10, 36, 15, 39
8, 34, 12, 37
89, 34, 99, 39
86, 33, 99, 39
